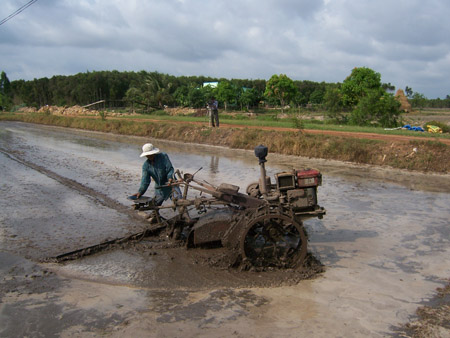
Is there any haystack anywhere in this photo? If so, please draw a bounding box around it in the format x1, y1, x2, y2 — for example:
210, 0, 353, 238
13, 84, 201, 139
395, 89, 412, 113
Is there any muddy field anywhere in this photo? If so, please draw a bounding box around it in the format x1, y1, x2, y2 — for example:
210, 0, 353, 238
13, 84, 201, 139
0, 121, 449, 337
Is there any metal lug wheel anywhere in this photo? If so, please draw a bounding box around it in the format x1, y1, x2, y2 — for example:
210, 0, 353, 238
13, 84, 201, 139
240, 213, 307, 268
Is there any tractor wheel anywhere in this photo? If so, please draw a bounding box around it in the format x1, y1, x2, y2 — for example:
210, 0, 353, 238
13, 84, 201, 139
239, 211, 307, 268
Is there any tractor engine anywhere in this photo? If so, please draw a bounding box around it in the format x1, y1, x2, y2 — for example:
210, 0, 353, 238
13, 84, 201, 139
274, 169, 322, 211
248, 144, 324, 213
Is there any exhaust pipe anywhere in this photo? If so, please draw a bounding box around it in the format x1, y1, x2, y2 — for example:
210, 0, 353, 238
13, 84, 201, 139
254, 145, 268, 195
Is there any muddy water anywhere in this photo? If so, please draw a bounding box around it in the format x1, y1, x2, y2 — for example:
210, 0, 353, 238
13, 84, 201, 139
0, 121, 449, 337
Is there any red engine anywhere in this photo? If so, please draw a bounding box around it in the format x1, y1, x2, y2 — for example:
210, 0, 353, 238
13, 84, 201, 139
296, 169, 322, 188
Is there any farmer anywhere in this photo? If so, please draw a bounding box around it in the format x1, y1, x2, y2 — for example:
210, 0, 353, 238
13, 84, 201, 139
131, 143, 181, 206
207, 97, 219, 127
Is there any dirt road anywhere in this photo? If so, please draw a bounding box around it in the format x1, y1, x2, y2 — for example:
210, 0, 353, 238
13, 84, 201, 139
0, 122, 449, 337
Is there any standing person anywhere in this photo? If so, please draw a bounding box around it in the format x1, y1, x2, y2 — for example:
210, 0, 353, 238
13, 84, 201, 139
131, 143, 180, 206
207, 97, 219, 127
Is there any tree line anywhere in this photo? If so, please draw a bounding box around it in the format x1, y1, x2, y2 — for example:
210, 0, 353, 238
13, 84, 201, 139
0, 70, 327, 111
1, 69, 449, 127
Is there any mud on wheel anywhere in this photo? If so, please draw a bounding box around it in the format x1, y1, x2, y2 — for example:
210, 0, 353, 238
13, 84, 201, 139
237, 209, 307, 269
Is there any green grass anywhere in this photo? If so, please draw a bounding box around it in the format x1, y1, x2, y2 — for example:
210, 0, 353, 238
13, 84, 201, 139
112, 113, 450, 139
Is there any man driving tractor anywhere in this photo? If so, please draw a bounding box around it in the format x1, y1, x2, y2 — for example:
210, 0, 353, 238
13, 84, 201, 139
131, 143, 181, 206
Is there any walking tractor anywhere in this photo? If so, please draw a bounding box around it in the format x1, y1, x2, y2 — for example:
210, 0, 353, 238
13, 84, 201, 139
54, 145, 326, 269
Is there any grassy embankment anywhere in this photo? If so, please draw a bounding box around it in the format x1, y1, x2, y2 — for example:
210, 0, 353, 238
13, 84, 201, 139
1, 112, 449, 173
119, 111, 450, 139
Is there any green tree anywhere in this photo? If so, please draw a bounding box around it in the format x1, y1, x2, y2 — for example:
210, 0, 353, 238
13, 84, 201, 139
239, 87, 260, 110
0, 71, 13, 110
324, 85, 346, 122
382, 82, 395, 93
410, 92, 427, 109
293, 80, 327, 106
264, 74, 297, 111
349, 90, 401, 127
0, 93, 5, 110
309, 89, 325, 104
173, 85, 190, 107
405, 86, 414, 98
144, 73, 172, 108
341, 67, 382, 107
337, 67, 403, 127
1, 72, 12, 95
187, 85, 206, 108
216, 80, 236, 110
33, 77, 51, 108
124, 87, 144, 111
201, 83, 217, 107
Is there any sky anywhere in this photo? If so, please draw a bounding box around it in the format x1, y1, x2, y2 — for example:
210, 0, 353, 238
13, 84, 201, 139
1, 0, 449, 99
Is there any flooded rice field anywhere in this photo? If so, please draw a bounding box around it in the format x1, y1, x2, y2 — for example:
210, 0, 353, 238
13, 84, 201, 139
0, 121, 449, 337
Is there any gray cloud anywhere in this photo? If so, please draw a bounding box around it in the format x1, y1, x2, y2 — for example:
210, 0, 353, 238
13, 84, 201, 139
0, 0, 449, 98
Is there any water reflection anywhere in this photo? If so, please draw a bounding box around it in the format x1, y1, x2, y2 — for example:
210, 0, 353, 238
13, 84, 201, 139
210, 156, 219, 174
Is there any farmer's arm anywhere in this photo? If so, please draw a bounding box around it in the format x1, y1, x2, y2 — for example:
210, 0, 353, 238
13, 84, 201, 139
163, 153, 175, 183
137, 161, 152, 196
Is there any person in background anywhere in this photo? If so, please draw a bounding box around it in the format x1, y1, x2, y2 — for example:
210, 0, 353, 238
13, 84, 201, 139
131, 143, 180, 206
207, 97, 219, 127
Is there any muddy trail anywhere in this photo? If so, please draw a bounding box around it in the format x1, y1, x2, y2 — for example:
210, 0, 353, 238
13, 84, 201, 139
0, 121, 449, 337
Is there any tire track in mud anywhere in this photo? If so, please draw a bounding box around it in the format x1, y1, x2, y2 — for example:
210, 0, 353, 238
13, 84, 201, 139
0, 148, 148, 225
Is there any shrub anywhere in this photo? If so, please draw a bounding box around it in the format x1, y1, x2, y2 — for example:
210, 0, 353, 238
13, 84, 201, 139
291, 117, 304, 130
11, 103, 27, 112
422, 120, 449, 133
99, 111, 107, 121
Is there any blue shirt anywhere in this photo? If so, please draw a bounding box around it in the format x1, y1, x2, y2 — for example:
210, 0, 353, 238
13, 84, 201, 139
138, 152, 175, 200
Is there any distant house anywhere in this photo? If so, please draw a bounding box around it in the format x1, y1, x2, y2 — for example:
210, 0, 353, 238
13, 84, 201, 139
203, 82, 218, 88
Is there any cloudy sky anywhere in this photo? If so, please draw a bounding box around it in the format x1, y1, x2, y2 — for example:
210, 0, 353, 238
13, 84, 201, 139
1, 0, 449, 98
